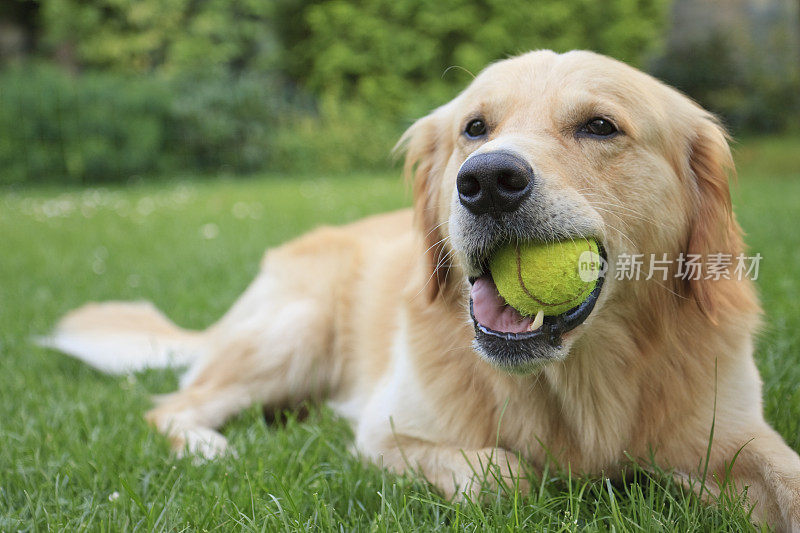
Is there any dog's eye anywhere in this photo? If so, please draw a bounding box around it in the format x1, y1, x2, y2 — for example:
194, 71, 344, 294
582, 117, 618, 137
464, 119, 487, 139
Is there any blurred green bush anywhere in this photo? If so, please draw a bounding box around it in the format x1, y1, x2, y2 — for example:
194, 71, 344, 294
276, 0, 669, 118
0, 66, 297, 184
0, 66, 401, 184
0, 66, 171, 185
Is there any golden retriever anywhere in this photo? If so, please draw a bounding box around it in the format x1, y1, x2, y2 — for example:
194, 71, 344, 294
44, 50, 800, 530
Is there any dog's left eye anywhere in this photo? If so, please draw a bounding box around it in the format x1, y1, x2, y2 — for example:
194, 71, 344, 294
581, 117, 618, 137
464, 119, 487, 139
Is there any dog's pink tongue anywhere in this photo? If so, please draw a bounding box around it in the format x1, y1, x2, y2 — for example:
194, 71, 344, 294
470, 276, 532, 333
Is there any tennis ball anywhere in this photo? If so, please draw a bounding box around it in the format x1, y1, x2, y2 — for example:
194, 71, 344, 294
489, 238, 601, 317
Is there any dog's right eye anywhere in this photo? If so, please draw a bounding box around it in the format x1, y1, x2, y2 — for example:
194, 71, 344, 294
464, 119, 487, 139
580, 117, 619, 138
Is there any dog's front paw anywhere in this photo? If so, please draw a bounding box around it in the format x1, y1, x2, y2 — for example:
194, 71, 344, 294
448, 448, 529, 501
173, 427, 232, 462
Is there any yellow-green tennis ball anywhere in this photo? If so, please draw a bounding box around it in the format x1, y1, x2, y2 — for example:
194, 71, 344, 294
489, 239, 601, 317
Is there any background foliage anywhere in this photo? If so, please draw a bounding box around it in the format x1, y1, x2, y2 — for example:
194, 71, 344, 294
649, 0, 800, 133
1, 0, 669, 184
1, 0, 798, 185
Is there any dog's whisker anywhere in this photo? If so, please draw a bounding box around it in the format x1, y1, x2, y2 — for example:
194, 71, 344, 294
441, 64, 476, 80
590, 206, 638, 236
421, 233, 451, 258
413, 236, 455, 300
437, 248, 458, 287
422, 219, 449, 241
603, 222, 638, 251
579, 194, 672, 227
590, 203, 674, 229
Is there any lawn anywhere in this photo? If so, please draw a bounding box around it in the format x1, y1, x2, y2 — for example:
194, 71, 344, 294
1, 137, 799, 531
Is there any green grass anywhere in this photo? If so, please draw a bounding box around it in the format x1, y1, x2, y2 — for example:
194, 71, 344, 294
1, 137, 799, 531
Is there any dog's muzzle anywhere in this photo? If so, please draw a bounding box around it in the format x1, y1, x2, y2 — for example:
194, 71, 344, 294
454, 150, 606, 370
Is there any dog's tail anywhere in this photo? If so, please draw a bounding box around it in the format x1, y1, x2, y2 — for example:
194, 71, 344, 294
38, 301, 204, 374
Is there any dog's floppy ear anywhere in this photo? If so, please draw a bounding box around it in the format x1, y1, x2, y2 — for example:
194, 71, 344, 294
395, 106, 454, 301
684, 114, 744, 321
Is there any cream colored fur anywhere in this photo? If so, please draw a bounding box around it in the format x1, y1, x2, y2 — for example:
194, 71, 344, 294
47, 51, 800, 531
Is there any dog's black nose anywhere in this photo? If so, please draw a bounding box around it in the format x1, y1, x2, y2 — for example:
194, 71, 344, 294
456, 151, 533, 216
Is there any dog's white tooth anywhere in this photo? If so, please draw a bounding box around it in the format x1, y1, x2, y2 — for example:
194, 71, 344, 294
529, 310, 544, 331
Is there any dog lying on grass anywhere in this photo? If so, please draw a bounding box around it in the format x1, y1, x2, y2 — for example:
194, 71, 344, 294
45, 50, 800, 531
